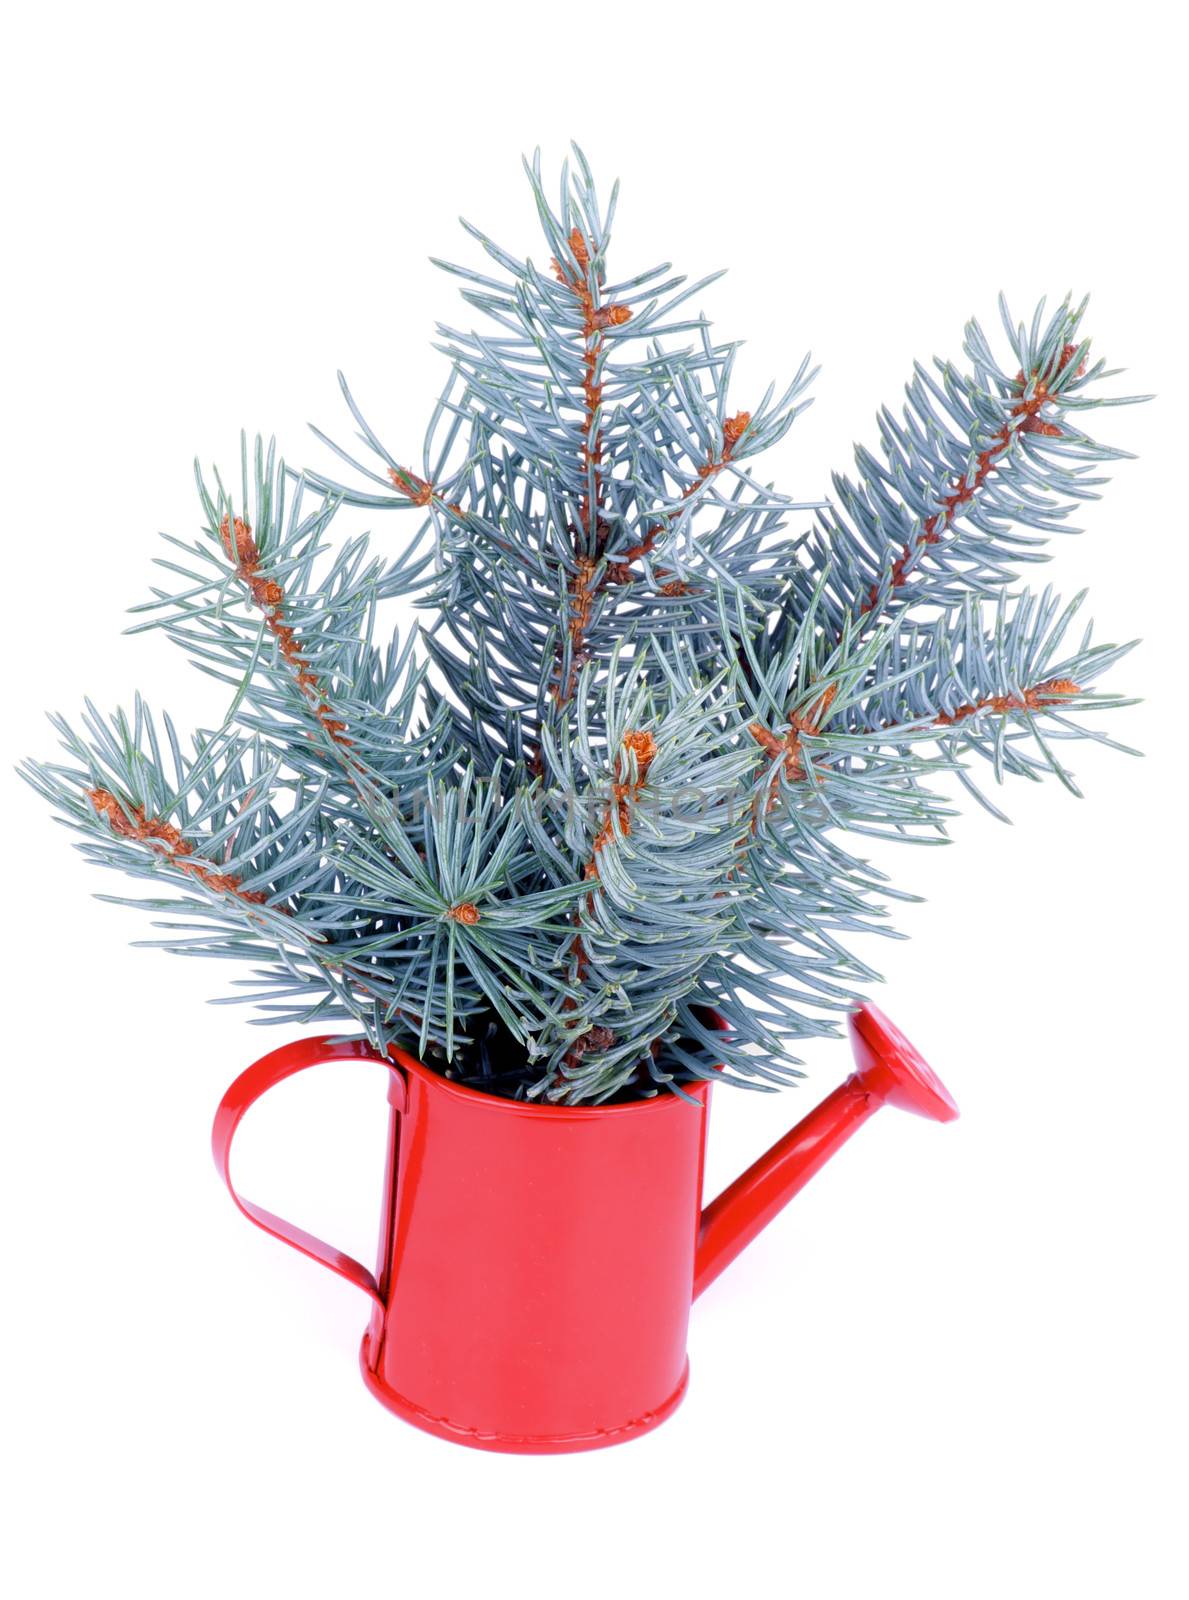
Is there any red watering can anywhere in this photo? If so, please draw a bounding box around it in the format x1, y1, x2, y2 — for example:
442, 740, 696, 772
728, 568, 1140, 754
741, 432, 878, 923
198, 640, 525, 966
212, 1002, 958, 1452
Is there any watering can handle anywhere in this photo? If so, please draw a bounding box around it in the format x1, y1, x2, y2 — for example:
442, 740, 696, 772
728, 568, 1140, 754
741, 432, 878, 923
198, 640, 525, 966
211, 1035, 406, 1309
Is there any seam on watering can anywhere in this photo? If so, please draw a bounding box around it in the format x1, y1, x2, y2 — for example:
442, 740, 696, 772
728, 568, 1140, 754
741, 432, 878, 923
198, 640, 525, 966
378, 1387, 681, 1444
362, 1340, 690, 1445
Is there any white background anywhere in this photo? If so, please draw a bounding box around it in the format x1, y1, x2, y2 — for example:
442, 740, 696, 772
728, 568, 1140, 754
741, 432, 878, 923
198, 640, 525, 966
3, 4, 1186, 1596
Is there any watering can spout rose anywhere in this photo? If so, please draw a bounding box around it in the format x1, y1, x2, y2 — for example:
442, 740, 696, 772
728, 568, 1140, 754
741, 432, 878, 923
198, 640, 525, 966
212, 1003, 957, 1453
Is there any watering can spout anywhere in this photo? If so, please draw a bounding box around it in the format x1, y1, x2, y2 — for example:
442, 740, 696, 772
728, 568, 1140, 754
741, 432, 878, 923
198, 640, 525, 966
693, 1004, 958, 1298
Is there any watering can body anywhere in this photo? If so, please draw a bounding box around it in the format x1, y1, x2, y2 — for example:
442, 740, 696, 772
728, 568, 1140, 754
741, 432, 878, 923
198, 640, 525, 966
213, 1005, 958, 1452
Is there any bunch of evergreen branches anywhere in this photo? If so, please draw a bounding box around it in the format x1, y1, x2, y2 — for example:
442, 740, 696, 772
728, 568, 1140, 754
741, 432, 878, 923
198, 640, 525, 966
22, 148, 1144, 1104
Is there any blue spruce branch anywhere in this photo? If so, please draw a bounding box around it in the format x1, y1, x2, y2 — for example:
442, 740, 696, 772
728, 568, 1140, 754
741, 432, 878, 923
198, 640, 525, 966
21, 145, 1146, 1103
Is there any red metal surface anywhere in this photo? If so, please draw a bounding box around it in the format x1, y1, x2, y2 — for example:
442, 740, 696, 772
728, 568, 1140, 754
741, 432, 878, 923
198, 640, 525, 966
693, 1003, 959, 1296
212, 1002, 957, 1451
211, 1034, 404, 1305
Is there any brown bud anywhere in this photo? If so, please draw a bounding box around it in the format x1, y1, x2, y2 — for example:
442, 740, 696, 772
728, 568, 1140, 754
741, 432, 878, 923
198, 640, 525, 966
722, 411, 752, 450
593, 304, 632, 330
